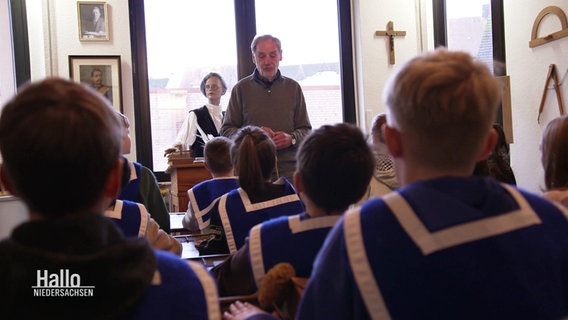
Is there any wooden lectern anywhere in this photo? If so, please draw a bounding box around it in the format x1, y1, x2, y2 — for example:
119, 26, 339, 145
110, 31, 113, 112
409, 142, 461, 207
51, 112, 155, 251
166, 152, 212, 212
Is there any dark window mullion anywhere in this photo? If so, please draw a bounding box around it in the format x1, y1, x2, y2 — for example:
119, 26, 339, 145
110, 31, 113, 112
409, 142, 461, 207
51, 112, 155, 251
128, 0, 160, 177
10, 0, 31, 87
491, 0, 505, 76
234, 0, 256, 79
432, 0, 506, 126
432, 0, 447, 48
338, 0, 356, 124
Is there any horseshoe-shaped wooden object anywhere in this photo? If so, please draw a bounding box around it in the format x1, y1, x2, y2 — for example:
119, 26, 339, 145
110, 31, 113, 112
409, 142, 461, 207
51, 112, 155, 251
529, 6, 568, 48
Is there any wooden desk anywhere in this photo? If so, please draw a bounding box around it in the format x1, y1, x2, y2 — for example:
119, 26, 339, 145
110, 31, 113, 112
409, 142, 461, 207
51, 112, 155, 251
166, 159, 211, 212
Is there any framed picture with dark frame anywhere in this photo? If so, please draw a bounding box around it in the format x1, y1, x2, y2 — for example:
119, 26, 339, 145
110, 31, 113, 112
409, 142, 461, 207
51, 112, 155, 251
77, 1, 109, 41
69, 55, 122, 112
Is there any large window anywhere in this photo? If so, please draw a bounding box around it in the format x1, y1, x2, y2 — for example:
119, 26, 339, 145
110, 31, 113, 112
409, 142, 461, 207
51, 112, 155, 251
143, 0, 239, 172
446, 0, 494, 70
255, 0, 342, 130
131, 0, 354, 178
433, 0, 505, 124
433, 0, 505, 75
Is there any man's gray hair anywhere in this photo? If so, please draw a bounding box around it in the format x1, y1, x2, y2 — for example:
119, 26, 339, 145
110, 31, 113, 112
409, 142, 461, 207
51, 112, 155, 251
250, 34, 282, 53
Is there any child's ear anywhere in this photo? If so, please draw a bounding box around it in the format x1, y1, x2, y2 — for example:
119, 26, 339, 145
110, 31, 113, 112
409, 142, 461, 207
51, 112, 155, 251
0, 165, 16, 195
293, 171, 303, 193
475, 127, 498, 162
103, 158, 124, 198
383, 124, 402, 158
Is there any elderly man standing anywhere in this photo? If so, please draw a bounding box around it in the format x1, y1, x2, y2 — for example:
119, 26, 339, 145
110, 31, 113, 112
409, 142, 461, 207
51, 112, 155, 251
220, 34, 312, 182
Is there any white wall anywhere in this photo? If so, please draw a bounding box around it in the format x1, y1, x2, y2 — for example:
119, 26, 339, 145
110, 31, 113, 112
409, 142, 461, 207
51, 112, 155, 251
504, 0, 568, 193
26, 0, 137, 161
352, 0, 432, 131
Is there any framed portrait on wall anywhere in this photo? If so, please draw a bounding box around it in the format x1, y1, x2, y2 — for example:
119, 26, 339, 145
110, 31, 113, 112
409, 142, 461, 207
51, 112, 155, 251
69, 55, 122, 112
77, 2, 109, 41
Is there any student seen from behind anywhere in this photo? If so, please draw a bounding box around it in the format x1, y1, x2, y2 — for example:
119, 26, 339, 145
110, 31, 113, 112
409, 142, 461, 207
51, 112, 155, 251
198, 126, 304, 255
0, 78, 220, 319
294, 49, 568, 319
540, 114, 568, 207
106, 157, 182, 255
116, 112, 171, 233
213, 123, 374, 298
352, 113, 398, 208
182, 136, 239, 231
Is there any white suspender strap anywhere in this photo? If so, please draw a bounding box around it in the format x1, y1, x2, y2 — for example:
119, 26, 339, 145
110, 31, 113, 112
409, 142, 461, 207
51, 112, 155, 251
344, 208, 392, 320
136, 202, 149, 238
248, 224, 265, 289
218, 194, 238, 253
187, 261, 222, 319
237, 188, 300, 212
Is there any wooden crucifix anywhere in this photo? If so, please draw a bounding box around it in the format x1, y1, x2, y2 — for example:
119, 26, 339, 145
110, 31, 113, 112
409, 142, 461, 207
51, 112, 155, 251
375, 21, 406, 65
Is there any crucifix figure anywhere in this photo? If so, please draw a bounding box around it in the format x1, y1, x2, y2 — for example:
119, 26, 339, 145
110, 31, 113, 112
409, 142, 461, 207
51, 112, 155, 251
375, 21, 407, 65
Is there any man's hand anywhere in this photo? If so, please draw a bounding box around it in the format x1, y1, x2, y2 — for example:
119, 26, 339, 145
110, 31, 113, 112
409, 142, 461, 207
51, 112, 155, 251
271, 131, 293, 150
260, 126, 293, 150
260, 126, 275, 138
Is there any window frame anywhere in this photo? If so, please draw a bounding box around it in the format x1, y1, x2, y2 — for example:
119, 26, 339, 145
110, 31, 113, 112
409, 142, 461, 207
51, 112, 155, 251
432, 0, 506, 124
432, 0, 505, 75
10, 0, 31, 88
